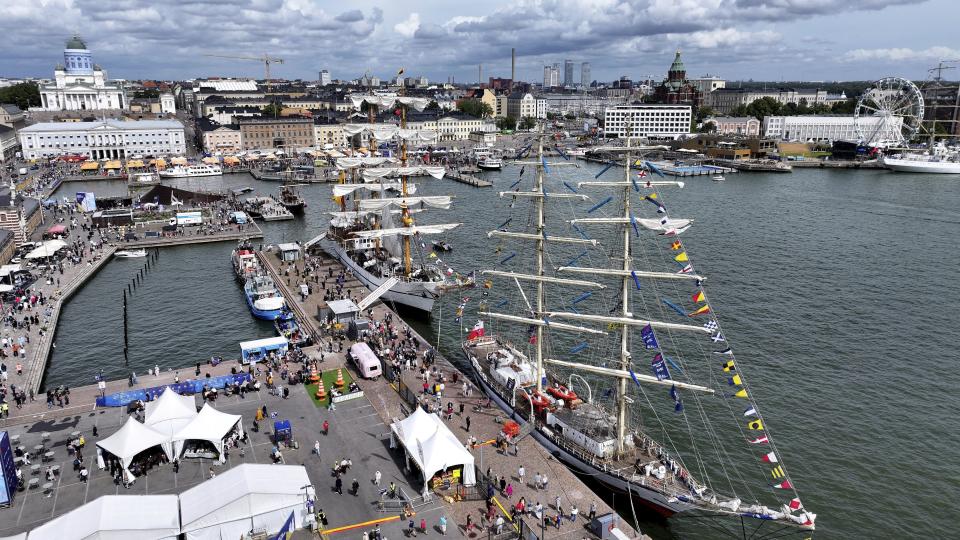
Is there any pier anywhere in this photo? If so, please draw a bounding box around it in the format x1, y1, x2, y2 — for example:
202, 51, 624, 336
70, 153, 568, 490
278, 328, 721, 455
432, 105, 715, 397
445, 170, 492, 187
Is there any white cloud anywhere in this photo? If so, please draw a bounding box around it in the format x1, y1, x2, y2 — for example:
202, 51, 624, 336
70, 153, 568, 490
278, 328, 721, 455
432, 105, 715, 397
669, 28, 780, 49
843, 46, 960, 62
394, 13, 421, 38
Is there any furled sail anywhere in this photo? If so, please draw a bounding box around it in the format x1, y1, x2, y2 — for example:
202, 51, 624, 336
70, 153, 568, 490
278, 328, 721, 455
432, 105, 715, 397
362, 166, 445, 182
358, 196, 452, 211
352, 223, 461, 239
332, 183, 417, 197
335, 157, 398, 170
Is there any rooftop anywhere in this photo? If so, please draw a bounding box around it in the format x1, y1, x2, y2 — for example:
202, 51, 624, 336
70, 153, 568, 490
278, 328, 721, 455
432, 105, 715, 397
20, 119, 185, 133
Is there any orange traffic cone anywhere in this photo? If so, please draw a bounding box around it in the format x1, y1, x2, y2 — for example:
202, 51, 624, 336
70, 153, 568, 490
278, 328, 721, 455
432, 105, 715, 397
335, 367, 345, 387
315, 377, 327, 400
309, 365, 320, 383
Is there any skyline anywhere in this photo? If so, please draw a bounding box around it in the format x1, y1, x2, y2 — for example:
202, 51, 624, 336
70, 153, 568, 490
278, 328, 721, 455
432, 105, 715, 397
2, 0, 959, 84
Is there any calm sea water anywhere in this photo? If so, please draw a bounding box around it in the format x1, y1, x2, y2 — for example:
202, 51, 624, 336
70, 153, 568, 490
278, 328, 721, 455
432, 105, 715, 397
47, 165, 960, 538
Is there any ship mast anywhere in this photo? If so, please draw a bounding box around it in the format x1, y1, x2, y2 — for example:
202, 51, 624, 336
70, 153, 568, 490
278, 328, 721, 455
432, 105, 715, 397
399, 90, 413, 276
616, 139, 632, 454
534, 133, 546, 392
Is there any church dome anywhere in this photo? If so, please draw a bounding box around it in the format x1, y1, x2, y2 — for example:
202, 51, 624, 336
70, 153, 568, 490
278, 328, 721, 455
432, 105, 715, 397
66, 34, 87, 50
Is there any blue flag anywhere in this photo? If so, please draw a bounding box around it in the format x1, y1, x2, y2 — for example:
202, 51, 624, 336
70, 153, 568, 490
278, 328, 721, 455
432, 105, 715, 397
272, 510, 295, 540
640, 324, 659, 349
651, 353, 671, 381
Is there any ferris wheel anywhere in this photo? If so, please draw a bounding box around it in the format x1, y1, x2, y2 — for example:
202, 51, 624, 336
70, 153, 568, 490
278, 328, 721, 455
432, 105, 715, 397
854, 77, 924, 147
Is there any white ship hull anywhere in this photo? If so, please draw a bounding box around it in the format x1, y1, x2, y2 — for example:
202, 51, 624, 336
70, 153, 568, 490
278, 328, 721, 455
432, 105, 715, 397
882, 156, 960, 174
159, 165, 223, 178
320, 239, 436, 314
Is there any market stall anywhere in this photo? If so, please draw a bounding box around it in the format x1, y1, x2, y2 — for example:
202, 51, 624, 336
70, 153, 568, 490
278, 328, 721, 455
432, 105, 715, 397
239, 336, 288, 364
172, 403, 244, 462
390, 407, 476, 492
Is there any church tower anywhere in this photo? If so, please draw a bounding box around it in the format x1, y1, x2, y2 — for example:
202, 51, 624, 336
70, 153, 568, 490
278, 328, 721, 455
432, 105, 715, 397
63, 34, 94, 75
667, 49, 686, 83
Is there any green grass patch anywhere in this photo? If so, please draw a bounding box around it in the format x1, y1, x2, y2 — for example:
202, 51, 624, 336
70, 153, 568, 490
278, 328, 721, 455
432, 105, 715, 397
305, 367, 355, 407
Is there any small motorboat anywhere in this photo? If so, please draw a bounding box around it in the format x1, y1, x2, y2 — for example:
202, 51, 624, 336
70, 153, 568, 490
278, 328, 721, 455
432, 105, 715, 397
432, 240, 453, 252
232, 187, 255, 195
114, 249, 147, 259
712, 174, 725, 182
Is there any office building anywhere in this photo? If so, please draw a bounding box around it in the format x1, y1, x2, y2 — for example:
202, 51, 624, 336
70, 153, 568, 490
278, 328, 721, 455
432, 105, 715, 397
761, 115, 904, 142
237, 116, 313, 151
18, 119, 186, 159
705, 88, 829, 114
564, 60, 574, 87
319, 70, 332, 86
581, 62, 591, 88
703, 116, 760, 136
603, 104, 692, 139
543, 65, 560, 88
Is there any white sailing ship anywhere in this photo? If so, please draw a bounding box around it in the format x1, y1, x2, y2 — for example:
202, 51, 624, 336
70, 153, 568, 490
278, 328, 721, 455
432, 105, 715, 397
462, 135, 815, 534
320, 95, 472, 314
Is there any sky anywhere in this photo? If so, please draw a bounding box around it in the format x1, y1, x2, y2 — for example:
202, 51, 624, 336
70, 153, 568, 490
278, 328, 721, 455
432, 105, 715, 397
2, 0, 958, 84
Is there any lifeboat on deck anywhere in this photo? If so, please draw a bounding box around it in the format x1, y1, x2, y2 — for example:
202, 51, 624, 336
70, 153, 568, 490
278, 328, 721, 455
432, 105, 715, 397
547, 384, 578, 402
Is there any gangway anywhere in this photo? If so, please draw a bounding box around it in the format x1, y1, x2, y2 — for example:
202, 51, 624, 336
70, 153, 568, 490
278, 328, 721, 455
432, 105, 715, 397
358, 277, 399, 311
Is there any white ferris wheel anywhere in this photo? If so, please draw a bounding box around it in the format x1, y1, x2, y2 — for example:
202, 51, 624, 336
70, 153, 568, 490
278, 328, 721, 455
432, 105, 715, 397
854, 77, 924, 147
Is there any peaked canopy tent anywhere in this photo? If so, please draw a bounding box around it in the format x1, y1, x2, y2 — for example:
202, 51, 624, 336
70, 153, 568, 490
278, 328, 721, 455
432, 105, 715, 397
172, 403, 244, 462
28, 494, 180, 540
95, 417, 171, 479
24, 239, 67, 260
178, 464, 314, 540
390, 407, 476, 492
143, 387, 198, 456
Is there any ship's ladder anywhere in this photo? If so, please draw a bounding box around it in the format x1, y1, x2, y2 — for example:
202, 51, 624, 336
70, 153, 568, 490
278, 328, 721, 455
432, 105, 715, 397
358, 276, 400, 311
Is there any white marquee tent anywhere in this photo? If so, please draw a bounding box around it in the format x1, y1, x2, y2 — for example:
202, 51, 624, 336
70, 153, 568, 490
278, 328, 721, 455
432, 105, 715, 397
144, 388, 198, 457
390, 407, 476, 491
95, 417, 170, 478
24, 239, 67, 260
28, 494, 179, 540
178, 464, 314, 540
171, 403, 244, 462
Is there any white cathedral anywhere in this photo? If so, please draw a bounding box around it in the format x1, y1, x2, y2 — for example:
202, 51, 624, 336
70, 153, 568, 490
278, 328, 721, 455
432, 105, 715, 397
39, 35, 127, 111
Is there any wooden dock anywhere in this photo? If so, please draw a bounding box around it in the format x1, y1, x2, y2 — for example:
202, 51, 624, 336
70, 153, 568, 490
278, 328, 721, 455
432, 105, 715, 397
445, 170, 492, 187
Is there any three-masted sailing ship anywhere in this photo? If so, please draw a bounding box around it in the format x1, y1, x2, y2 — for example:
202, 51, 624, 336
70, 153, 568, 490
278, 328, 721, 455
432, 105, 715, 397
462, 135, 816, 532
320, 94, 471, 314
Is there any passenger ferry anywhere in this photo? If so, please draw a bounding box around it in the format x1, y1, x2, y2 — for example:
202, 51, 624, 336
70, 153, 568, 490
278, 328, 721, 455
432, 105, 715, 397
159, 164, 223, 178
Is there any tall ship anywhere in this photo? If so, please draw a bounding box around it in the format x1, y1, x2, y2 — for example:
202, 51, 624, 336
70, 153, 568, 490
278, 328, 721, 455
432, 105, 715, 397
320, 94, 472, 314
277, 183, 306, 214
159, 164, 222, 178
462, 135, 815, 535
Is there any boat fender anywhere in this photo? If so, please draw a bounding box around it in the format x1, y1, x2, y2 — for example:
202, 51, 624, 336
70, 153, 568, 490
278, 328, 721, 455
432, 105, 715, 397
658, 465, 667, 478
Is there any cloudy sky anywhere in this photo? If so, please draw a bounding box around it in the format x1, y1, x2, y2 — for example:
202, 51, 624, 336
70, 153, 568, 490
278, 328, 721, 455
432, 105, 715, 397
2, 0, 957, 83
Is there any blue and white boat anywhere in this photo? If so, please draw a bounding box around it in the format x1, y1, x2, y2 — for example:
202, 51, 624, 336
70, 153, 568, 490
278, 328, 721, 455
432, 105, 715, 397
243, 274, 291, 320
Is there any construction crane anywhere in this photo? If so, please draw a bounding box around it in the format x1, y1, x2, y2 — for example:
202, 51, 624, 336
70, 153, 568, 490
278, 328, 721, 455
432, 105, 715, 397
203, 53, 284, 89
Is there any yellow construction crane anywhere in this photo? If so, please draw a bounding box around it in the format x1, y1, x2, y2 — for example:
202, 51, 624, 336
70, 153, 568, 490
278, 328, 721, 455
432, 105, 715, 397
204, 53, 285, 88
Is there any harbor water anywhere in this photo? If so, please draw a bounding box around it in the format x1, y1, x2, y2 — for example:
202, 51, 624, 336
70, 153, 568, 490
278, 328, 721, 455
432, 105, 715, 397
47, 165, 960, 538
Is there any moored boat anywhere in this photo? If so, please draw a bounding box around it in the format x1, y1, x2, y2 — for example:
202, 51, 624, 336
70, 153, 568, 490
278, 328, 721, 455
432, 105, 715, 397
158, 164, 222, 178
114, 249, 147, 259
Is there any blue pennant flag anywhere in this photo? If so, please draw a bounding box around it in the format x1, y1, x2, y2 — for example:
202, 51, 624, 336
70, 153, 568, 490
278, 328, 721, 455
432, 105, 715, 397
570, 342, 589, 354
631, 270, 642, 290
494, 298, 509, 308
588, 196, 612, 213
662, 299, 687, 317
640, 324, 659, 349
563, 181, 578, 193
630, 214, 640, 237
499, 252, 517, 264
572, 291, 592, 304
595, 162, 614, 178
498, 217, 512, 230
651, 353, 671, 381
542, 156, 551, 173
670, 384, 683, 413
565, 250, 588, 267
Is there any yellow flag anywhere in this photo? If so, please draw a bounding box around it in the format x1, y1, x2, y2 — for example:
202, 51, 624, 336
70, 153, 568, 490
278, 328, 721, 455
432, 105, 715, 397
748, 419, 763, 430
729, 375, 742, 386
674, 252, 688, 263
735, 389, 748, 398
428, 252, 437, 258
771, 465, 785, 479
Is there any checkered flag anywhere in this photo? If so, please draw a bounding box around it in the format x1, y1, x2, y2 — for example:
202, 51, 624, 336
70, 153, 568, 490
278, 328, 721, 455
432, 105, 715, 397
703, 320, 718, 332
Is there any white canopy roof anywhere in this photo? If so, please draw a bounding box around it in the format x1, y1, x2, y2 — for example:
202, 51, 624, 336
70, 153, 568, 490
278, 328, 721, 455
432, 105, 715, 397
96, 417, 171, 474
172, 403, 243, 459
144, 388, 198, 445
28, 494, 180, 540
179, 464, 312, 539
391, 408, 476, 489
25, 239, 67, 260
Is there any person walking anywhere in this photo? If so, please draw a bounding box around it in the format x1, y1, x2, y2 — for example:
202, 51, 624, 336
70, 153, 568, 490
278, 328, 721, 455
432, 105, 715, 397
374, 470, 382, 486
438, 515, 447, 535
322, 420, 329, 435
335, 476, 343, 495
588, 501, 597, 521
465, 416, 471, 432
314, 440, 321, 457
518, 465, 525, 486
352, 478, 360, 496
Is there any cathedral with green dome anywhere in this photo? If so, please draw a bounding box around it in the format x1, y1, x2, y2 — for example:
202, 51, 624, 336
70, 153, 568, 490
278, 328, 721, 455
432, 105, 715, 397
654, 50, 701, 107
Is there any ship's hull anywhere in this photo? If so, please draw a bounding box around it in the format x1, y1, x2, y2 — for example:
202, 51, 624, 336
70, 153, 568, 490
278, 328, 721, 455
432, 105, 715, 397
280, 201, 305, 214
465, 349, 694, 518
882, 156, 960, 174
159, 170, 223, 178
320, 239, 436, 314
245, 293, 286, 320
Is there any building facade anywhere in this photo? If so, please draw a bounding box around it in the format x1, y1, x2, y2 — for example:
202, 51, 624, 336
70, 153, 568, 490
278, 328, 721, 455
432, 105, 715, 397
38, 35, 126, 111
0, 126, 19, 162
654, 50, 700, 106
689, 76, 726, 94
0, 194, 41, 246
198, 119, 242, 153
762, 115, 904, 142
319, 70, 332, 86
704, 116, 760, 136
435, 113, 484, 141
563, 60, 574, 87
238, 117, 314, 151
313, 120, 346, 148
543, 65, 560, 88
18, 119, 186, 159
159, 92, 176, 115
603, 104, 692, 139
506, 93, 547, 119
580, 62, 591, 88
705, 88, 829, 114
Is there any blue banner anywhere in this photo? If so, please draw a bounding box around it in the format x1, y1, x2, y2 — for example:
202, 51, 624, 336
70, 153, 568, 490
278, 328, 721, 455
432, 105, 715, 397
640, 324, 659, 349
95, 373, 252, 407
651, 353, 671, 381
0, 431, 16, 506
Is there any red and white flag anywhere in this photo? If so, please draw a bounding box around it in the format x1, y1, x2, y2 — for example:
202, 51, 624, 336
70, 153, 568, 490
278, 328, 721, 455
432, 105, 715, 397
773, 480, 793, 489
467, 320, 485, 340
761, 451, 778, 463
789, 498, 803, 510
748, 435, 769, 445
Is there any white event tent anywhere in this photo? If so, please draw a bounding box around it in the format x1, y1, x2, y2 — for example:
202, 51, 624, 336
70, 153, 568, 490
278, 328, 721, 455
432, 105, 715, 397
390, 407, 476, 491
95, 417, 170, 478
24, 239, 67, 260
143, 388, 198, 457
178, 464, 314, 540
28, 494, 180, 540
172, 403, 244, 462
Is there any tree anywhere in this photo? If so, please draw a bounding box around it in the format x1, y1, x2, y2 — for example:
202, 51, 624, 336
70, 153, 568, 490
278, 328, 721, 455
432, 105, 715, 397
496, 115, 517, 131
262, 101, 283, 117
831, 99, 856, 114
425, 100, 440, 111
0, 82, 40, 110
698, 121, 717, 133
457, 99, 492, 118
519, 116, 538, 130
695, 106, 715, 123
134, 89, 160, 99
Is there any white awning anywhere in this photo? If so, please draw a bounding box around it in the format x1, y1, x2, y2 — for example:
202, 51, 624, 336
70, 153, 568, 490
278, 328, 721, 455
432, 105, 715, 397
390, 408, 476, 491
172, 403, 244, 461
143, 388, 198, 455
95, 417, 171, 477
25, 239, 67, 259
